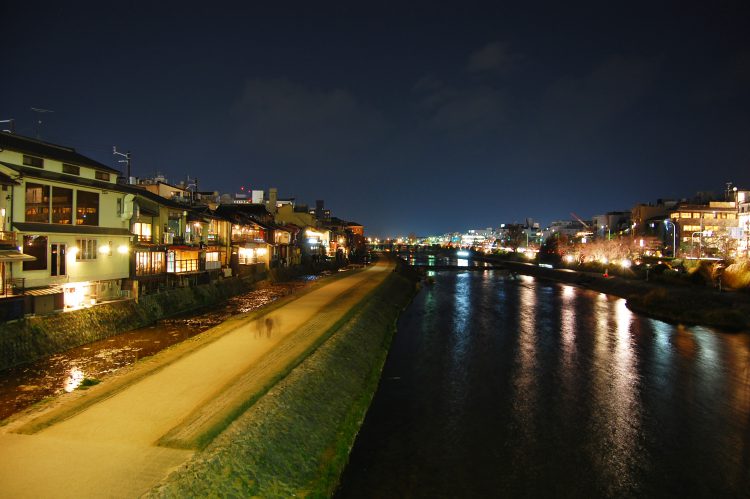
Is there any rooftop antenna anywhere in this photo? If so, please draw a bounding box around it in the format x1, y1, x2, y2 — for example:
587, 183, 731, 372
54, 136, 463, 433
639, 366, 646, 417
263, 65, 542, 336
725, 181, 734, 201
0, 119, 15, 133
113, 146, 132, 182
30, 107, 54, 139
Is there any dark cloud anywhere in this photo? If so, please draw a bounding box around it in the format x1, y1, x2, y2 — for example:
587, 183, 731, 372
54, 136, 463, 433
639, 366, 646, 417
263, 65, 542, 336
533, 56, 657, 145
413, 76, 506, 135
466, 41, 516, 73
232, 78, 385, 161
421, 84, 505, 134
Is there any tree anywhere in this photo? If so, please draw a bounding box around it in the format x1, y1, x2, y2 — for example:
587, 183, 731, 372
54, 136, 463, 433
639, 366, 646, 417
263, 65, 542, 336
537, 235, 562, 265
505, 224, 526, 252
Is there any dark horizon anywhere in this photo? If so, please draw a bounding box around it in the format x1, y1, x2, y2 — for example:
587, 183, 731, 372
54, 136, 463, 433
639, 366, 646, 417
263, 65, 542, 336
4, 1, 750, 236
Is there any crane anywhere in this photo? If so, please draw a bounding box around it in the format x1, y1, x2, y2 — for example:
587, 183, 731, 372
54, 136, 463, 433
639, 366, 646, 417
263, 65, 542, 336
570, 212, 591, 230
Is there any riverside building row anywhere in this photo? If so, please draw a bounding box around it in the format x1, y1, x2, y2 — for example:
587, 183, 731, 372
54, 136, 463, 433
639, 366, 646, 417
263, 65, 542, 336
0, 132, 365, 320
409, 185, 750, 260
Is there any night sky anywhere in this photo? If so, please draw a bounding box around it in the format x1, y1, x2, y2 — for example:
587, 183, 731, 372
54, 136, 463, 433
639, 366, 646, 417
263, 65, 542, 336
3, 1, 749, 236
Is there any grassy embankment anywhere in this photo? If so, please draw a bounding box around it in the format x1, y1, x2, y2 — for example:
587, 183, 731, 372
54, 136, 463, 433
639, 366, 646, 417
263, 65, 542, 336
149, 270, 417, 498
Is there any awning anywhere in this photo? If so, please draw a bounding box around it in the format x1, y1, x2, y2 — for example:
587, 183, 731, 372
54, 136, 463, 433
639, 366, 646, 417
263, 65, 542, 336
135, 198, 160, 217
0, 250, 36, 262
0, 171, 19, 186
12, 222, 131, 236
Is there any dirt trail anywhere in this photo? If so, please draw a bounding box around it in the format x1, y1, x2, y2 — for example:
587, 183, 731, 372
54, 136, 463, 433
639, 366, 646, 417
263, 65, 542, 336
0, 261, 392, 498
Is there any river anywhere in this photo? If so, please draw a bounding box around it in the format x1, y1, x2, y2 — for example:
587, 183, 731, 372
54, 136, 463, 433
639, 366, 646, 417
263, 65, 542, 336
336, 269, 750, 497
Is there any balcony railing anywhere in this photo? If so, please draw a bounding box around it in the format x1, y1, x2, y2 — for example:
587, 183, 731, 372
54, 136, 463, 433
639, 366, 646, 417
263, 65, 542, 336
167, 258, 199, 273
0, 231, 18, 247
2, 278, 25, 297
231, 235, 266, 244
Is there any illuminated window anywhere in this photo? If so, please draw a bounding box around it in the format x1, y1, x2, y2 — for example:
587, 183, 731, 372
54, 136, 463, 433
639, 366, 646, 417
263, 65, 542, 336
23, 155, 43, 168
238, 247, 255, 265
76, 191, 99, 226
133, 222, 153, 243
167, 251, 175, 272
25, 183, 50, 222
679, 212, 691, 219
51, 187, 73, 224
135, 251, 165, 275
23, 235, 47, 270
206, 251, 220, 270
76, 238, 97, 260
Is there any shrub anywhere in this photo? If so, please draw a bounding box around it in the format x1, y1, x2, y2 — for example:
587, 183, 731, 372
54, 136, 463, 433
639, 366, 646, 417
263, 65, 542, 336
689, 261, 718, 287
723, 260, 750, 290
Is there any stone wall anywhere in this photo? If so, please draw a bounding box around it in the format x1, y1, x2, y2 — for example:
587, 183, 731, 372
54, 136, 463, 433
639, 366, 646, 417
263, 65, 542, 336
0, 277, 258, 371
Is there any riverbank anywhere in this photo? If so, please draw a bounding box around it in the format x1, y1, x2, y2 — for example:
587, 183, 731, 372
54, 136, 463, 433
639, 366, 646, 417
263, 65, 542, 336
0, 260, 415, 497
491, 259, 750, 331
0, 261, 348, 371
148, 270, 417, 497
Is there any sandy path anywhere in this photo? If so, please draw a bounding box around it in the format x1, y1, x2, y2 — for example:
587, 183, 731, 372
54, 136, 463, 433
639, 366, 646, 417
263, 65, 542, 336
0, 261, 392, 498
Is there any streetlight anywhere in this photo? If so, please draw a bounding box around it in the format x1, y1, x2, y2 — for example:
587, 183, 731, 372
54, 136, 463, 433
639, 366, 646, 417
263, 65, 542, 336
664, 219, 677, 258
691, 231, 707, 258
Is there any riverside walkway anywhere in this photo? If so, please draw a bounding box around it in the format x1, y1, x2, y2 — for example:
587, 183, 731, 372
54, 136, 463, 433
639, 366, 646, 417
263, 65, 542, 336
0, 259, 393, 498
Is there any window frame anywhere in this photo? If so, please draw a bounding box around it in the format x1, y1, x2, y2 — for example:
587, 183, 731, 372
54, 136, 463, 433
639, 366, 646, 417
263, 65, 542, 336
75, 238, 98, 261
24, 182, 51, 223
62, 164, 80, 176
51, 186, 73, 225
22, 235, 48, 271
23, 155, 44, 168
76, 190, 100, 226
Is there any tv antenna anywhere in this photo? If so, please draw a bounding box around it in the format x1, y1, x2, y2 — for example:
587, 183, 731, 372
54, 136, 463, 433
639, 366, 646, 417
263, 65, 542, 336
31, 107, 54, 139
113, 146, 132, 181
0, 119, 15, 133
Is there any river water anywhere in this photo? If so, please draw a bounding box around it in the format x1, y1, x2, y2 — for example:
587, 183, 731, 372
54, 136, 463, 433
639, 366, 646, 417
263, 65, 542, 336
336, 270, 750, 498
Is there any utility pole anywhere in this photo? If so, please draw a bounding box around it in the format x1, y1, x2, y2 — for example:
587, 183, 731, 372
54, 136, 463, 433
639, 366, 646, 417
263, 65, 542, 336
113, 147, 132, 182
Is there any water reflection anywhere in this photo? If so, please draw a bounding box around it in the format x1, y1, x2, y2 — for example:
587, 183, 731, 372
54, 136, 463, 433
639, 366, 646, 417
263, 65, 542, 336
445, 273, 471, 428
337, 271, 750, 498
63, 367, 84, 393
512, 274, 538, 463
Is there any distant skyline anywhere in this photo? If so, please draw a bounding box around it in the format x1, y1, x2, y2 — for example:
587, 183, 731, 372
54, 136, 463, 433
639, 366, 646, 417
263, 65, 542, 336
3, 1, 749, 236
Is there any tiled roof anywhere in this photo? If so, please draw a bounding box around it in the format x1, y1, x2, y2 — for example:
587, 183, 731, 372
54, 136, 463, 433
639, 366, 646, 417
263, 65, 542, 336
0, 132, 120, 173
0, 171, 19, 185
